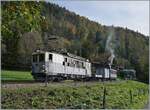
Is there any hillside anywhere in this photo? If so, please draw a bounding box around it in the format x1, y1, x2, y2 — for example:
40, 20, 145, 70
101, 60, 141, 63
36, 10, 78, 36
1, 1, 149, 83
1, 81, 149, 109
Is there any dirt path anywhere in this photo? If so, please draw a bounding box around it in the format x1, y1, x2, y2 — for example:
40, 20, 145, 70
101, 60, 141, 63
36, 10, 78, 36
1, 80, 124, 90
1, 81, 100, 89
1, 82, 45, 89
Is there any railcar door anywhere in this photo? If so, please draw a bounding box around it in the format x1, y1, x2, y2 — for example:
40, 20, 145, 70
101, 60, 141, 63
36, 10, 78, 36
32, 53, 45, 74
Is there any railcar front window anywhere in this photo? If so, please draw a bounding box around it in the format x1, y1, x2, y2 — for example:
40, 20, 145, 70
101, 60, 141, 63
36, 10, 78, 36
49, 54, 52, 61
33, 55, 37, 62
39, 54, 45, 62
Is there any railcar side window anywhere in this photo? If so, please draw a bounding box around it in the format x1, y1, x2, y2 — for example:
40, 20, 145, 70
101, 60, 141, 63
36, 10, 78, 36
82, 62, 84, 68
33, 55, 37, 62
49, 54, 52, 61
39, 54, 45, 62
65, 58, 67, 62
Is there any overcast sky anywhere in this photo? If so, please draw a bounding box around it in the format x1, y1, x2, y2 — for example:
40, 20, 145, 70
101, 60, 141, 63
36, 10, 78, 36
48, 0, 149, 36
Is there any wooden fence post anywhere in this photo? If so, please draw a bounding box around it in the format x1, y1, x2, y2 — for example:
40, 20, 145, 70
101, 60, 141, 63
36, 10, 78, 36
74, 79, 77, 86
103, 87, 106, 109
45, 73, 48, 87
129, 90, 133, 103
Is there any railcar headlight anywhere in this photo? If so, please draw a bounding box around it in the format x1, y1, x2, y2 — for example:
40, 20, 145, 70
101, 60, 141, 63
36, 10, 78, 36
41, 65, 47, 73
42, 69, 46, 73
41, 64, 44, 69
42, 65, 45, 69
42, 64, 45, 68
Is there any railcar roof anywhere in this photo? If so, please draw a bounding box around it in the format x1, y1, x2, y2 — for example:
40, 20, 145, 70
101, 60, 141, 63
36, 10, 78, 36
32, 50, 89, 62
121, 69, 136, 72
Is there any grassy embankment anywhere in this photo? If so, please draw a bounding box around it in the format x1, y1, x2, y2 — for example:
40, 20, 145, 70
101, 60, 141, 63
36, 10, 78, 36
1, 80, 149, 109
1, 70, 33, 81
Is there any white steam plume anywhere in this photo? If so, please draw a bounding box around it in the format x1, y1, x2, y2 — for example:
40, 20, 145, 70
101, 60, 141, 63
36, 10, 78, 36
105, 27, 115, 66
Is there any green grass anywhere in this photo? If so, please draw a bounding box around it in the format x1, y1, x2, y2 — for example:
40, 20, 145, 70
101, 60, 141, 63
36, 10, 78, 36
1, 80, 149, 109
1, 70, 33, 80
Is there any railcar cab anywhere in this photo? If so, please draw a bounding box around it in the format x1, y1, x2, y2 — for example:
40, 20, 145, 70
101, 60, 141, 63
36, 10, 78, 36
32, 50, 46, 74
32, 50, 54, 72
32, 50, 51, 73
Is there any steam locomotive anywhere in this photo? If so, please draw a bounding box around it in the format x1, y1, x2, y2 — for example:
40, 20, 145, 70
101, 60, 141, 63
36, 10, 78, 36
31, 50, 117, 81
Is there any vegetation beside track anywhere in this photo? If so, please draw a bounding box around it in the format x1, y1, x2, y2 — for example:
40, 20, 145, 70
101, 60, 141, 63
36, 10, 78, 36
1, 70, 33, 81
1, 80, 149, 109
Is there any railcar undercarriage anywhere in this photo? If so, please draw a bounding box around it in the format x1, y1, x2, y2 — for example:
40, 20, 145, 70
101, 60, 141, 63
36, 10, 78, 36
31, 72, 116, 82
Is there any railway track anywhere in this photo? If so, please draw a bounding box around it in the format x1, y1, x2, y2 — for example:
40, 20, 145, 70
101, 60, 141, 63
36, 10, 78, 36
1, 80, 110, 90
1, 79, 121, 90
2, 82, 45, 89
2, 80, 36, 84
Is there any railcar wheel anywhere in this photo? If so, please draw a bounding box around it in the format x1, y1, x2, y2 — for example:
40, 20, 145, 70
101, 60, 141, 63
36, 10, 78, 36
33, 77, 45, 82
52, 77, 63, 82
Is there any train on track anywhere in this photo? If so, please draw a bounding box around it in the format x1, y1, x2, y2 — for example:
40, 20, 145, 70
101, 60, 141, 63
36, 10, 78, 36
31, 50, 117, 81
